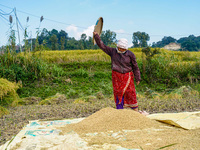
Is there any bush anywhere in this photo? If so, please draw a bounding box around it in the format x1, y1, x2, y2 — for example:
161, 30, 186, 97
0, 52, 66, 82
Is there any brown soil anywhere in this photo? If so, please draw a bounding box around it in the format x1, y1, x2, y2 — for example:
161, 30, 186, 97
0, 100, 115, 146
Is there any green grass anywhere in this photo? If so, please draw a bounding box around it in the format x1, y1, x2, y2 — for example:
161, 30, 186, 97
18, 69, 113, 100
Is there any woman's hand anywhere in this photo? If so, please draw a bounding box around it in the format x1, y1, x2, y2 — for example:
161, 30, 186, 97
93, 32, 98, 36
136, 81, 140, 85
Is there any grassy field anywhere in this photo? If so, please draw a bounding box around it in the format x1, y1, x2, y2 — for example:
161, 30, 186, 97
0, 48, 200, 146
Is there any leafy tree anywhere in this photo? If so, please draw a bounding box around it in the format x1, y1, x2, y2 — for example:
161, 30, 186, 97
58, 30, 68, 39
58, 30, 68, 49
41, 39, 48, 50
50, 29, 59, 37
152, 36, 177, 48
49, 34, 58, 50
22, 28, 116, 50
132, 31, 150, 47
80, 34, 87, 49
177, 37, 188, 44
100, 30, 117, 46
60, 36, 65, 50
87, 36, 98, 49
38, 28, 50, 46
66, 37, 79, 50
81, 34, 87, 41
41, 28, 50, 37
177, 35, 200, 51
181, 41, 198, 51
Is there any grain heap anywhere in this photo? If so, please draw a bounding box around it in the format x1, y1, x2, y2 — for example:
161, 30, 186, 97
61, 107, 163, 134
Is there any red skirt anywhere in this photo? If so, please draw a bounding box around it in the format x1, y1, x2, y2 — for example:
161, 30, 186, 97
112, 70, 138, 109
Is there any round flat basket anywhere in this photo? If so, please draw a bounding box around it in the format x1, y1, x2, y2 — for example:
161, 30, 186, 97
93, 17, 103, 45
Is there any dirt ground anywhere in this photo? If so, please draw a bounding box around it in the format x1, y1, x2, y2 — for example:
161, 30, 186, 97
0, 100, 115, 146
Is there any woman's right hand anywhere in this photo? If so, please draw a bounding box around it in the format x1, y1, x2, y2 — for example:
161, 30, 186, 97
93, 32, 98, 36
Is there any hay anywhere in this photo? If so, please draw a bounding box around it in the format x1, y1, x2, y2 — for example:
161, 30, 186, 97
0, 78, 21, 100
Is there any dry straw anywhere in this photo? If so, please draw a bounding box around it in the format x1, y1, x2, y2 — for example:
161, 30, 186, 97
0, 78, 21, 100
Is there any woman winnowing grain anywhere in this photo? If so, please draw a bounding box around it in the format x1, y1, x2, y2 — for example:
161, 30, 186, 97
93, 32, 148, 115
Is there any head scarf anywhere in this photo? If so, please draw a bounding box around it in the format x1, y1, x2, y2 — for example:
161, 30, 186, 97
117, 38, 128, 50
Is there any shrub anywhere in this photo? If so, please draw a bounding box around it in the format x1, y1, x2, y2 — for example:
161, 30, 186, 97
0, 52, 67, 82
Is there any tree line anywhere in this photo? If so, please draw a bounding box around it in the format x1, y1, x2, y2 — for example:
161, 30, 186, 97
152, 35, 200, 51
1, 28, 200, 51
33, 29, 200, 51
26, 28, 117, 51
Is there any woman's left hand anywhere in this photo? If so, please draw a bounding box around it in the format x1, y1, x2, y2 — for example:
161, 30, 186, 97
136, 81, 140, 85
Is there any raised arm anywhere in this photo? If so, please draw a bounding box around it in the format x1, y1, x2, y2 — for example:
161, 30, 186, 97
93, 32, 113, 56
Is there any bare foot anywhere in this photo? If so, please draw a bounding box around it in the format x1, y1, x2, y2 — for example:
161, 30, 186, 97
139, 110, 149, 116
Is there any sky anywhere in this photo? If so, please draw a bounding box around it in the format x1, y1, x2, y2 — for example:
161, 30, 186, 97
0, 0, 200, 47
